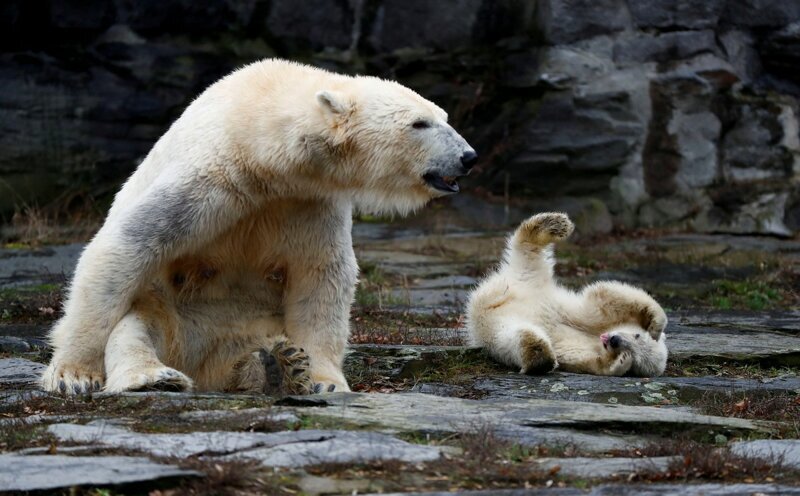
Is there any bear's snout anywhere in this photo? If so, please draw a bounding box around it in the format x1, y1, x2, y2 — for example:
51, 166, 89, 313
461, 150, 478, 170
609, 335, 622, 348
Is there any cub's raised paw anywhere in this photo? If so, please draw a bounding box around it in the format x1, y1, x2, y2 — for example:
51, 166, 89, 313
41, 361, 104, 395
517, 212, 575, 247
107, 367, 194, 393
639, 306, 668, 340
268, 341, 315, 396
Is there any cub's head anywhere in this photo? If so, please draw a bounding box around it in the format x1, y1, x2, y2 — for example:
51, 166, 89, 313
600, 324, 668, 377
315, 77, 476, 214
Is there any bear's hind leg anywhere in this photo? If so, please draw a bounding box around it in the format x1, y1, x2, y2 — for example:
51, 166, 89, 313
228, 340, 314, 395
104, 312, 193, 393
519, 328, 558, 375
506, 213, 574, 283
514, 212, 575, 248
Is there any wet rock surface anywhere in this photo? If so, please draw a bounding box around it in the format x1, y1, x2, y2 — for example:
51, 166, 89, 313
0, 227, 798, 493
0, 454, 199, 492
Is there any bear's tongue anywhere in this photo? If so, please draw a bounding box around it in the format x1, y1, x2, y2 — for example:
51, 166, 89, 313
423, 173, 459, 193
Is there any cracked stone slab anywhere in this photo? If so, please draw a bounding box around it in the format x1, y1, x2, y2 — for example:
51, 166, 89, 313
730, 440, 800, 469
1, 389, 48, 406
278, 392, 771, 450
0, 243, 82, 288
372, 483, 800, 495
48, 421, 443, 467
0, 335, 31, 352
0, 357, 46, 386
668, 324, 800, 365
421, 372, 800, 405
0, 454, 199, 492
227, 430, 442, 467
671, 309, 800, 334
48, 421, 330, 458
535, 456, 676, 479
177, 408, 299, 425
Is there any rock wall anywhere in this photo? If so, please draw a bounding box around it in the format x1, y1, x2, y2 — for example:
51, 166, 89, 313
1, 0, 799, 235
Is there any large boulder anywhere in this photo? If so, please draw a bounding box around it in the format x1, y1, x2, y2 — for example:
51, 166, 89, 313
760, 22, 800, 88
627, 0, 726, 30
367, 0, 483, 52
536, 0, 632, 45
613, 31, 718, 65
721, 0, 800, 28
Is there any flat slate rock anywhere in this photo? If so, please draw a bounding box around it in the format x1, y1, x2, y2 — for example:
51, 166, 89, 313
373, 484, 800, 495
228, 430, 442, 467
279, 392, 770, 451
0, 357, 45, 386
671, 309, 800, 333
0, 335, 30, 352
427, 372, 800, 405
0, 243, 82, 288
667, 324, 800, 364
49, 421, 442, 467
730, 440, 800, 469
535, 456, 676, 479
0, 454, 198, 492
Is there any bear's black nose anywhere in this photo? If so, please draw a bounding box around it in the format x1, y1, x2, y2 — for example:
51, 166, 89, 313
461, 150, 478, 169
609, 335, 622, 348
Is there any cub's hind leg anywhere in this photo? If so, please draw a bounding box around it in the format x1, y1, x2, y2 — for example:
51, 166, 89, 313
513, 212, 575, 248
104, 312, 193, 393
469, 309, 557, 375
507, 212, 574, 282
228, 340, 314, 396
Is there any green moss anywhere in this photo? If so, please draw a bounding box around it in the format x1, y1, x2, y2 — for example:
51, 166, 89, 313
709, 280, 782, 310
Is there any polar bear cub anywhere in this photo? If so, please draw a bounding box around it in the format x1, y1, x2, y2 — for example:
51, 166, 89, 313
466, 213, 668, 377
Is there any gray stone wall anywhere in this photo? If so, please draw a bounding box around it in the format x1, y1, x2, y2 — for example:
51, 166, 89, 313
1, 0, 799, 234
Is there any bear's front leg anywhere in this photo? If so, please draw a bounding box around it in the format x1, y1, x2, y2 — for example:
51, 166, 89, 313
42, 180, 250, 394
576, 281, 668, 340
283, 244, 357, 394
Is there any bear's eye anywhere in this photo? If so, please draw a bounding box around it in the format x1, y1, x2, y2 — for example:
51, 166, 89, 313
412, 120, 431, 130
635, 334, 641, 339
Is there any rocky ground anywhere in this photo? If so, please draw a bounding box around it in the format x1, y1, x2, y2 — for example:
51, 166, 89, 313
1, 212, 799, 495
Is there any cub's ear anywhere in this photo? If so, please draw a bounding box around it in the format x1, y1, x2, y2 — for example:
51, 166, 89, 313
316, 90, 350, 115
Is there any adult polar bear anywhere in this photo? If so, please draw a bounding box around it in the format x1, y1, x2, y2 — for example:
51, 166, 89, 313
42, 59, 477, 395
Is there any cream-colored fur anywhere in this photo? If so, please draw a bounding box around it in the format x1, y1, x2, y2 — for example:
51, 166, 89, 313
42, 59, 475, 394
466, 213, 668, 377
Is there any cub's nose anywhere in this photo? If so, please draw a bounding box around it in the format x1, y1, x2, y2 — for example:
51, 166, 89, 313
609, 335, 622, 349
461, 150, 478, 169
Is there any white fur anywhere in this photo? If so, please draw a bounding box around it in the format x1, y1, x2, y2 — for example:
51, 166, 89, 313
466, 213, 668, 377
42, 59, 475, 394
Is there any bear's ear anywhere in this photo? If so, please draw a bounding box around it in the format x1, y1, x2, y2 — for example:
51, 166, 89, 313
316, 90, 350, 116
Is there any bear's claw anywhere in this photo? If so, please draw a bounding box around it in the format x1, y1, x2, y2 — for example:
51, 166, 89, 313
42, 361, 104, 395
267, 341, 315, 396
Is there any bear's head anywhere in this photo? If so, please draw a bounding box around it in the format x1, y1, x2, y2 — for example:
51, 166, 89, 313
601, 325, 668, 377
315, 78, 476, 214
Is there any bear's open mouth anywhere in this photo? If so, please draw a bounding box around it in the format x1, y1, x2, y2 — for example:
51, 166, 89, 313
423, 173, 460, 193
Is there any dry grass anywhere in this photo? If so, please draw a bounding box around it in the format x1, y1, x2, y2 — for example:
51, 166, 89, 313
625, 439, 790, 483
155, 459, 288, 496
0, 421, 57, 452
3, 196, 103, 246
305, 425, 553, 492
693, 390, 800, 438
0, 283, 64, 326
350, 308, 464, 346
